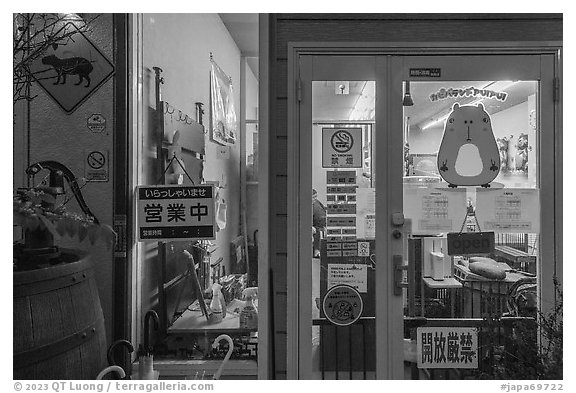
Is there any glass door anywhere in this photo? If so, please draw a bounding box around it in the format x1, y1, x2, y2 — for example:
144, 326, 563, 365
292, 52, 557, 380
392, 54, 556, 380
294, 55, 404, 379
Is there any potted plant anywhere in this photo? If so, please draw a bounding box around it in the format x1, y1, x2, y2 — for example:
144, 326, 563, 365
13, 174, 115, 271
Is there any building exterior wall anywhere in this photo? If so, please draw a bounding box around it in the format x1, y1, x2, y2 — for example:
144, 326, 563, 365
14, 13, 117, 345
263, 13, 562, 379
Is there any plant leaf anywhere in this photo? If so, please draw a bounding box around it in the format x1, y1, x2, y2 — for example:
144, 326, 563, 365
52, 43, 58, 50
39, 193, 56, 204
25, 215, 41, 232
38, 215, 60, 240
100, 224, 117, 250
55, 219, 67, 236
78, 224, 88, 243
87, 225, 100, 245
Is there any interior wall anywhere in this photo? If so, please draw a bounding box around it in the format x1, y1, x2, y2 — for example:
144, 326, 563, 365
140, 13, 254, 319
265, 13, 562, 379
14, 14, 116, 345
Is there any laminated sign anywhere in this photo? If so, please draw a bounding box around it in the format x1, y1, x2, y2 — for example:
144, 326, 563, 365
322, 128, 362, 168
137, 185, 216, 241
417, 327, 478, 369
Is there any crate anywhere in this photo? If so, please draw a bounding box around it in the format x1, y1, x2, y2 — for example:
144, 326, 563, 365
454, 265, 525, 318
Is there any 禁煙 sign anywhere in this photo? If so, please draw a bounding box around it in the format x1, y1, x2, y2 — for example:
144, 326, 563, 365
136, 185, 215, 241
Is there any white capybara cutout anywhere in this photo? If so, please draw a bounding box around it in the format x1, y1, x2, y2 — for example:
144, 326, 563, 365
437, 103, 500, 187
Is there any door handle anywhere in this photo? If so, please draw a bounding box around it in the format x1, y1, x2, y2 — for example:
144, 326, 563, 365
393, 255, 408, 296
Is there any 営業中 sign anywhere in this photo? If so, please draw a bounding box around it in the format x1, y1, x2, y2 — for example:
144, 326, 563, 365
322, 128, 362, 168
322, 284, 363, 326
417, 327, 478, 369
136, 185, 215, 241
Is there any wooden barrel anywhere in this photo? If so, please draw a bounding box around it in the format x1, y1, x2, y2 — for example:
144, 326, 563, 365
13, 250, 107, 379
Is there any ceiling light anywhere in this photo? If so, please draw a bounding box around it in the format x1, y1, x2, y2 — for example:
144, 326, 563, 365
403, 81, 414, 106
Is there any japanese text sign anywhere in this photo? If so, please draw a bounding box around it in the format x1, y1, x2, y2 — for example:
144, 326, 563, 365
475, 188, 540, 233
136, 185, 215, 241
322, 128, 362, 168
417, 327, 478, 369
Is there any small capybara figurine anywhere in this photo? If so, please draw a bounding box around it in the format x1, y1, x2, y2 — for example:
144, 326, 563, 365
42, 54, 93, 87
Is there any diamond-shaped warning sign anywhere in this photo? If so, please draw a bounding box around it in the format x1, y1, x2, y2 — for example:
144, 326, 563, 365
29, 23, 115, 113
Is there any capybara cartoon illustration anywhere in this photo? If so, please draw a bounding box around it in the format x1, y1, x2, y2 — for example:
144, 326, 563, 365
42, 54, 93, 87
437, 103, 500, 187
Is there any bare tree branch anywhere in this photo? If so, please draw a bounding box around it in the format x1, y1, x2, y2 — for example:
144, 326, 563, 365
13, 13, 101, 105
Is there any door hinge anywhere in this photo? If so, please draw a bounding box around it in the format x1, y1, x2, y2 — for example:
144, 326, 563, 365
297, 79, 302, 102
553, 77, 560, 103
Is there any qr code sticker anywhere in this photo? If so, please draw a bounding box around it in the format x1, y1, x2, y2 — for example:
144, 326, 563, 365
358, 241, 370, 257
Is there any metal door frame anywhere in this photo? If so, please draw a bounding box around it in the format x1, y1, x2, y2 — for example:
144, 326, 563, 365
287, 42, 562, 380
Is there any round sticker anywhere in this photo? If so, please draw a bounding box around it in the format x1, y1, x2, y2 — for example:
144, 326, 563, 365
322, 284, 363, 327
330, 130, 354, 153
87, 151, 106, 169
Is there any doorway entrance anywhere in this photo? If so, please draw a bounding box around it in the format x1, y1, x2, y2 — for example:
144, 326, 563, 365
288, 48, 559, 379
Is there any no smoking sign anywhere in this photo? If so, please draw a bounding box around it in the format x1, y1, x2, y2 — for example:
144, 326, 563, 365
322, 127, 362, 168
84, 149, 109, 182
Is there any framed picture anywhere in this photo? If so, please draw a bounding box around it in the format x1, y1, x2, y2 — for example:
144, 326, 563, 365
209, 60, 237, 145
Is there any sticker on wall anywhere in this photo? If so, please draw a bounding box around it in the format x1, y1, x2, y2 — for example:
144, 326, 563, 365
87, 113, 106, 133
410, 68, 441, 78
29, 23, 115, 114
84, 149, 109, 182
322, 284, 363, 326
322, 128, 362, 168
437, 103, 500, 187
136, 185, 216, 241
417, 327, 478, 369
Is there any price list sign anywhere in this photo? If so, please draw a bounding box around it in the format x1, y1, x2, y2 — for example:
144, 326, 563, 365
324, 170, 358, 257
136, 185, 216, 241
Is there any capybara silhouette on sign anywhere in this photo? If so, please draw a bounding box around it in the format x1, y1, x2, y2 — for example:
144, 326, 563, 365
42, 54, 93, 87
437, 103, 500, 188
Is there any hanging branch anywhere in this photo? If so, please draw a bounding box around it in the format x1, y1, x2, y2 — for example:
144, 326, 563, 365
13, 13, 101, 105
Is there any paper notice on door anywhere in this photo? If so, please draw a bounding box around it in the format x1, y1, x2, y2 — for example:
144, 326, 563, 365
404, 187, 467, 235
327, 264, 367, 293
475, 188, 540, 233
356, 188, 376, 239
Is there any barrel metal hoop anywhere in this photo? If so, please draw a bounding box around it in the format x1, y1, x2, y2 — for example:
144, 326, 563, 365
13, 319, 103, 369
13, 268, 94, 297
